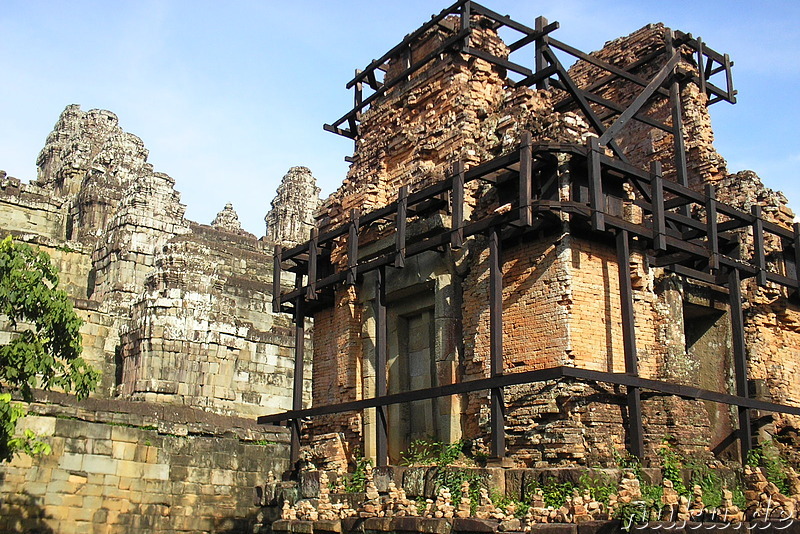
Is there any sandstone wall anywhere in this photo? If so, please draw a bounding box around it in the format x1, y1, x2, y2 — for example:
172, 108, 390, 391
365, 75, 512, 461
0, 104, 320, 418
119, 223, 311, 416
0, 392, 288, 533
0, 104, 325, 528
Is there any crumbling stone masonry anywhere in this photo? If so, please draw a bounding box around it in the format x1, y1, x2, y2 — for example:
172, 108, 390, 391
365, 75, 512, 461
0, 106, 320, 531
268, 3, 800, 471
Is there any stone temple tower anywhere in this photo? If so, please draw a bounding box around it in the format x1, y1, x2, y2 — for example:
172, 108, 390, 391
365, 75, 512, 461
265, 166, 321, 246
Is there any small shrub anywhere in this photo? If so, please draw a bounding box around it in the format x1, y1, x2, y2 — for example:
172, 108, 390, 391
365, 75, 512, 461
578, 471, 617, 506
657, 440, 687, 495
747, 441, 789, 495
343, 456, 371, 493
539, 476, 576, 508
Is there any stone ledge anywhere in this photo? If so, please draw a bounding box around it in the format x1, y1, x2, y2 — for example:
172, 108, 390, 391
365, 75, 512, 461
22, 389, 289, 442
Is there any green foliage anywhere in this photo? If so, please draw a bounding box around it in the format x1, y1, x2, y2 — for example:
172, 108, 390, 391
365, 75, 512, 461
685, 460, 723, 508
747, 441, 790, 494
612, 479, 664, 531
0, 237, 99, 461
400, 438, 481, 510
540, 477, 576, 508
613, 448, 643, 477
416, 496, 428, 516
0, 393, 50, 458
731, 485, 746, 509
607, 451, 660, 530
578, 471, 617, 506
490, 489, 529, 518
400, 438, 466, 466
657, 440, 687, 495
343, 456, 372, 493
251, 439, 278, 446
441, 467, 483, 513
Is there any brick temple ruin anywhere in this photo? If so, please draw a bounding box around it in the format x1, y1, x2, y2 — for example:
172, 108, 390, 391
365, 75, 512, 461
262, 1, 800, 472
2, 1, 800, 532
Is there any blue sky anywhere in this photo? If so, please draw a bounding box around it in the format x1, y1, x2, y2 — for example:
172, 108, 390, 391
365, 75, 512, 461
1, 1, 798, 235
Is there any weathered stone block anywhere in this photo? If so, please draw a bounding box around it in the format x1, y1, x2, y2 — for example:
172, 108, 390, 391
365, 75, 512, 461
81, 454, 117, 476
299, 470, 321, 498
403, 467, 426, 497
373, 466, 393, 493
453, 517, 499, 533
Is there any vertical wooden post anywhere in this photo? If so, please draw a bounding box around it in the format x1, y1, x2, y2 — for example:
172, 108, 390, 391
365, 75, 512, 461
666, 31, 689, 193
752, 205, 767, 286
724, 53, 735, 103
651, 161, 666, 251
696, 38, 706, 97
306, 228, 318, 300
347, 209, 360, 286
291, 297, 305, 466
272, 245, 282, 313
587, 136, 605, 232
534, 16, 550, 90
705, 184, 719, 272
396, 186, 408, 268
460, 1, 472, 52
617, 229, 644, 458
519, 132, 533, 227
375, 266, 388, 467
489, 227, 505, 458
451, 161, 465, 250
729, 269, 752, 461
354, 69, 363, 108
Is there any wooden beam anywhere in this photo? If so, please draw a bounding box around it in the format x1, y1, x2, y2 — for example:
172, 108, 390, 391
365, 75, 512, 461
598, 51, 680, 146
508, 19, 559, 53
617, 229, 644, 458
543, 46, 629, 164
794, 223, 800, 289
375, 266, 388, 467
666, 31, 689, 192
272, 245, 282, 313
534, 16, 550, 90
460, 0, 471, 52
346, 0, 469, 89
752, 205, 767, 286
519, 132, 533, 226
697, 38, 707, 97
651, 162, 666, 251
347, 209, 360, 286
548, 37, 669, 99
451, 161, 465, 250
306, 228, 318, 300
515, 65, 557, 89
729, 269, 752, 462
464, 46, 533, 77
396, 186, 408, 268
587, 136, 605, 231
290, 297, 305, 466
705, 184, 719, 271
567, 87, 673, 134
259, 363, 800, 425
489, 227, 505, 458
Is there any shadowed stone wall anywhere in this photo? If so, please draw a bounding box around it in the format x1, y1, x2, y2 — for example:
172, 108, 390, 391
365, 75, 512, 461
0, 392, 288, 533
